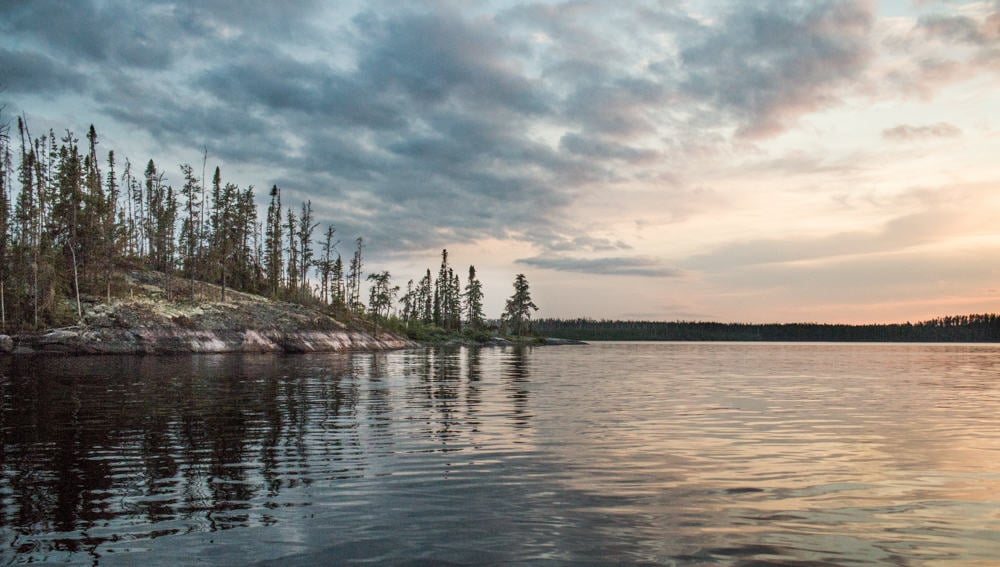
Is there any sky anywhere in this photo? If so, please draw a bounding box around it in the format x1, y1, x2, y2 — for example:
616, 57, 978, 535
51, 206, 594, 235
2, 0, 1000, 324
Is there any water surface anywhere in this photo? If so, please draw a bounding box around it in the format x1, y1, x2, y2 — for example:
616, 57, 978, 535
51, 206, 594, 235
2, 343, 999, 565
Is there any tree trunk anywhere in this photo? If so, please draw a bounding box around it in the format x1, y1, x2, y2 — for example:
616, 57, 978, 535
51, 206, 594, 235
69, 242, 82, 323
32, 255, 38, 330
1, 279, 5, 333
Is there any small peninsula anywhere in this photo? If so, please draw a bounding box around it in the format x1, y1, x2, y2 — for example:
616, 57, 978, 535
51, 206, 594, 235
0, 271, 414, 355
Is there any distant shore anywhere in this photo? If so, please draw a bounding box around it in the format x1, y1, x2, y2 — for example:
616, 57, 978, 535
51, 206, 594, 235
534, 316, 1000, 343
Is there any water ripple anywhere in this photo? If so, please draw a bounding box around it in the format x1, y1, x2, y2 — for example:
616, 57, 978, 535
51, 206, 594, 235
2, 344, 1000, 565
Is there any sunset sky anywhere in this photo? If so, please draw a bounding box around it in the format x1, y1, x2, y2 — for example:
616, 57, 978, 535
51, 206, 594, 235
3, 0, 1000, 323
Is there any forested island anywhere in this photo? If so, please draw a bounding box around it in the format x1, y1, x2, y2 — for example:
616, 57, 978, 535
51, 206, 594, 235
0, 117, 545, 353
535, 315, 1000, 342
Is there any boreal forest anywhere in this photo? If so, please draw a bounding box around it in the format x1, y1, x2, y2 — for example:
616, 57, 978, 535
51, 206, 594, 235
0, 115, 541, 338
534, 315, 1000, 342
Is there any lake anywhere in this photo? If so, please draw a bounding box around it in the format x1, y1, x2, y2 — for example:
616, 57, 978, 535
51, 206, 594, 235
2, 342, 999, 565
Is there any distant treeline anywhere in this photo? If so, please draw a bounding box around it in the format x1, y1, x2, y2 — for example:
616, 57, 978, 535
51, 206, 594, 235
535, 314, 1000, 342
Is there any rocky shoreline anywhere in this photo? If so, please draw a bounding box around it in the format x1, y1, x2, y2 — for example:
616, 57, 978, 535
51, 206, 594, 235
0, 272, 415, 355
0, 328, 585, 355
0, 327, 413, 355
0, 272, 585, 356
0, 329, 587, 355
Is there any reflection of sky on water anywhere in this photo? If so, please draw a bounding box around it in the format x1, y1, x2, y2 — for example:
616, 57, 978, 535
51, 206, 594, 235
527, 343, 1000, 564
2, 344, 1000, 565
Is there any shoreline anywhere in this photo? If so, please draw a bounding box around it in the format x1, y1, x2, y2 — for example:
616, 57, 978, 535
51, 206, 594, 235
0, 329, 585, 356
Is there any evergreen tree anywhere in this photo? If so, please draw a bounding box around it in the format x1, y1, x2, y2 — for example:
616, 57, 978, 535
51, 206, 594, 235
297, 200, 318, 300
331, 254, 344, 306
235, 186, 257, 291
418, 268, 433, 324
144, 159, 171, 272
447, 269, 461, 330
55, 131, 86, 320
122, 158, 142, 257
103, 150, 119, 301
347, 237, 363, 311
15, 117, 40, 328
434, 249, 450, 326
0, 111, 9, 331
400, 279, 415, 323
161, 184, 179, 300
367, 270, 398, 337
463, 265, 485, 329
264, 184, 283, 297
317, 225, 337, 304
502, 273, 539, 336
179, 163, 201, 300
285, 209, 298, 296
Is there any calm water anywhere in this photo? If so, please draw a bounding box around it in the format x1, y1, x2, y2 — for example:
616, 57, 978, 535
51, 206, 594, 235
1, 343, 999, 566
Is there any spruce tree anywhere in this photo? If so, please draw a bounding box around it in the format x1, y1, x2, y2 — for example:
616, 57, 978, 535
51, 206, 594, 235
502, 274, 539, 336
367, 270, 398, 337
0, 115, 9, 331
348, 237, 364, 312
179, 163, 201, 300
331, 254, 344, 306
264, 185, 283, 297
297, 200, 318, 300
103, 150, 119, 301
419, 268, 433, 324
318, 225, 337, 304
285, 209, 298, 296
434, 249, 450, 326
463, 265, 485, 329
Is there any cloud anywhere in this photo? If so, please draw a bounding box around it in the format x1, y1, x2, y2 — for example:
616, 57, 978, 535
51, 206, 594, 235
559, 133, 660, 163
0, 48, 86, 94
918, 9, 1000, 46
679, 0, 874, 138
543, 235, 633, 253
881, 122, 962, 141
516, 255, 683, 277
684, 205, 978, 272
1, 0, 903, 261
0, 0, 325, 70
883, 3, 1000, 96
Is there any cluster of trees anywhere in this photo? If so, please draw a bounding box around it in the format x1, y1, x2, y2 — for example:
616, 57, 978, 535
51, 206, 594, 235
397, 249, 483, 331
0, 112, 542, 337
534, 314, 1000, 342
394, 249, 540, 337
0, 116, 361, 331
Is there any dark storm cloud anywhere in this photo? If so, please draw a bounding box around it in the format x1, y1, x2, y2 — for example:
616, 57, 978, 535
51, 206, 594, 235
559, 132, 660, 163
352, 10, 549, 116
0, 48, 85, 93
0, 0, 322, 69
516, 255, 682, 278
1, 1, 182, 69
680, 0, 873, 138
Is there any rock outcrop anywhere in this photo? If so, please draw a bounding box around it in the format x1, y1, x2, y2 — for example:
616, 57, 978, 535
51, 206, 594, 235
3, 271, 415, 356
0, 334, 13, 354
9, 327, 413, 355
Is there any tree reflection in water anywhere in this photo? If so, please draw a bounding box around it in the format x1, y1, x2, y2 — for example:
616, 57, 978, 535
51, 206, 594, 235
0, 347, 534, 561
